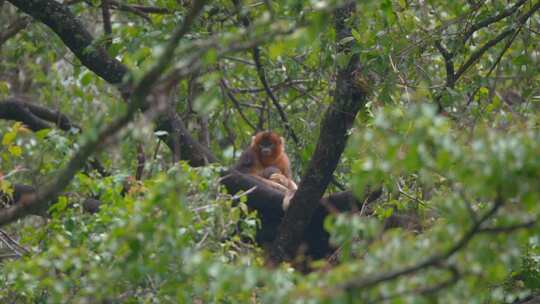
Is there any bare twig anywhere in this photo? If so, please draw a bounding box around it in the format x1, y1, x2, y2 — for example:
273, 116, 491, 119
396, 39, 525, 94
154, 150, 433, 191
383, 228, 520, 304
372, 264, 460, 303
101, 0, 112, 48
0, 229, 29, 257
396, 182, 426, 207
148, 139, 161, 177
479, 219, 537, 233
251, 47, 299, 143
229, 79, 308, 94
222, 56, 256, 66
462, 0, 528, 43
162, 27, 299, 91
466, 25, 522, 106
106, 1, 151, 21
231, 186, 258, 201
455, 1, 540, 82
454, 28, 515, 81
135, 143, 145, 180
220, 79, 258, 131
109, 0, 172, 15
232, 0, 299, 143
434, 40, 455, 88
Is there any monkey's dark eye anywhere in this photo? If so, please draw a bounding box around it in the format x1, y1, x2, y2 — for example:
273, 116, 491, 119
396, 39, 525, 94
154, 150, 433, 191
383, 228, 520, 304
260, 142, 273, 149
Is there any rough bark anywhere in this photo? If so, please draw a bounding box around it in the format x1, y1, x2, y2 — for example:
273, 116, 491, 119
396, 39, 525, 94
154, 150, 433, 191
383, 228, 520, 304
7, 0, 128, 85
0, 98, 79, 131
0, 100, 51, 131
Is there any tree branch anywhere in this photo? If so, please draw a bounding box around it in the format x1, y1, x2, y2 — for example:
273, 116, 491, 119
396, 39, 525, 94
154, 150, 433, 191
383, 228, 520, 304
372, 265, 460, 303
7, 0, 216, 166
479, 219, 536, 233
155, 112, 218, 166
0, 100, 52, 131
434, 40, 455, 88
454, 28, 514, 82
0, 16, 31, 47
251, 47, 299, 143
7, 0, 129, 86
0, 98, 81, 131
135, 142, 145, 180
220, 79, 258, 131
101, 0, 112, 48
339, 196, 505, 291
0, 0, 207, 226
462, 0, 529, 43
466, 26, 522, 106
232, 0, 299, 144
0, 229, 30, 257
228, 79, 308, 94
454, 1, 540, 82
0, 98, 112, 175
108, 0, 172, 15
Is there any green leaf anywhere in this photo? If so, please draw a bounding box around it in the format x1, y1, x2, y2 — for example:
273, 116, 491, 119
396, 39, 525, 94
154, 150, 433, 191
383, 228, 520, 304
80, 73, 93, 86
49, 196, 69, 215
512, 54, 529, 66
2, 132, 16, 146
203, 48, 218, 65
0, 81, 9, 96
351, 29, 362, 43
8, 145, 22, 156
35, 129, 51, 140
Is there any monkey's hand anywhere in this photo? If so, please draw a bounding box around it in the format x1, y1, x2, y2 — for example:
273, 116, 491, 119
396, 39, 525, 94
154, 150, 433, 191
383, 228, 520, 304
268, 173, 289, 188
267, 173, 297, 210
252, 175, 289, 192
269, 173, 297, 191
251, 173, 298, 210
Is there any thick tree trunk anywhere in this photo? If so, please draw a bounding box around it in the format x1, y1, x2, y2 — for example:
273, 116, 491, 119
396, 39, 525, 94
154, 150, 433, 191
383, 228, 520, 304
268, 3, 370, 263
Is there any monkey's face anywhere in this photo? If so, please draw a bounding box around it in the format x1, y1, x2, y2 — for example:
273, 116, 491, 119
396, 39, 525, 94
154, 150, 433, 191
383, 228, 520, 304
259, 140, 275, 156
251, 131, 283, 158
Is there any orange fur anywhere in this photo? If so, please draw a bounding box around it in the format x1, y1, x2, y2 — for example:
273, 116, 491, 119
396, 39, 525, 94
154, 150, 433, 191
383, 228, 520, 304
245, 131, 291, 178
234, 131, 297, 210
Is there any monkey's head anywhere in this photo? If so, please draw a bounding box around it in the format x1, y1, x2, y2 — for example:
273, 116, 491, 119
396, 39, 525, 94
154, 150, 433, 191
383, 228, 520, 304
251, 131, 284, 158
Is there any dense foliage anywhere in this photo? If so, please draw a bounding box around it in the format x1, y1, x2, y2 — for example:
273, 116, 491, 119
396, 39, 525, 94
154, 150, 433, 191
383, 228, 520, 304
1, 0, 540, 302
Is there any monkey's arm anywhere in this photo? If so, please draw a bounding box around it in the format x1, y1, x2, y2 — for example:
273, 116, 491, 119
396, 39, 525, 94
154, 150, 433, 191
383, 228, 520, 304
267, 173, 296, 190
264, 172, 297, 211
254, 174, 296, 211
252, 174, 289, 193
234, 149, 257, 174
